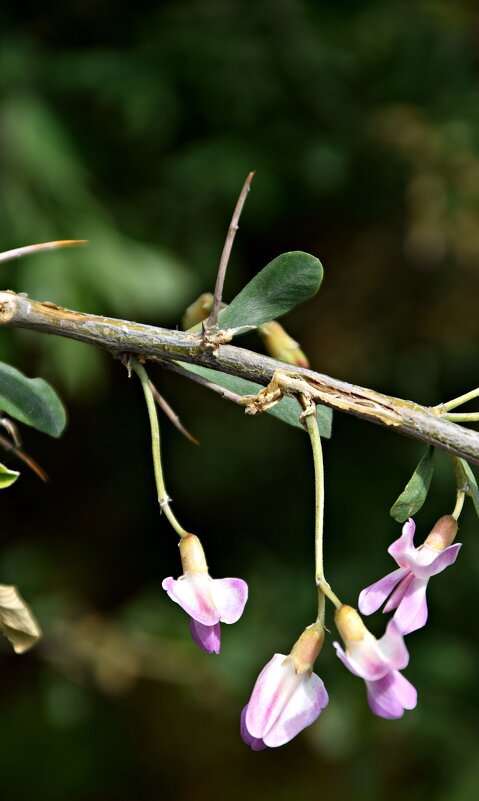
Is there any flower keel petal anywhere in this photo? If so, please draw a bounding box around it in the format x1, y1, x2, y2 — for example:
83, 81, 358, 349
189, 618, 221, 654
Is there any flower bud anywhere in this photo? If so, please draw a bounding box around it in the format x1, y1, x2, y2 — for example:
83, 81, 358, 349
181, 293, 214, 330
424, 515, 458, 551
290, 624, 324, 675
179, 534, 208, 574
258, 321, 309, 368
335, 605, 368, 644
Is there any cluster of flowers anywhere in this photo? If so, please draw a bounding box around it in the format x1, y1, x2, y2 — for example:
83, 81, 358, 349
162, 515, 460, 749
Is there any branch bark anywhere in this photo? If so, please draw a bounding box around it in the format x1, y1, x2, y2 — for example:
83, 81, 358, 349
1, 290, 478, 464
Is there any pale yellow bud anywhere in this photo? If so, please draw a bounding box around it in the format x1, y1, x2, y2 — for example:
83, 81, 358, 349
179, 534, 208, 574
335, 605, 368, 644
258, 321, 310, 368
181, 293, 214, 330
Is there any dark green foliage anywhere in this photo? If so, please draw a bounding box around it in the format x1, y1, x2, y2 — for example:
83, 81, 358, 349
0, 361, 66, 437
390, 446, 435, 522
219, 252, 323, 330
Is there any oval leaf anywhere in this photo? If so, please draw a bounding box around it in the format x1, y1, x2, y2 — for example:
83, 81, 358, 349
0, 361, 66, 437
180, 363, 332, 437
390, 446, 435, 523
218, 251, 323, 330
0, 584, 42, 653
0, 463, 20, 489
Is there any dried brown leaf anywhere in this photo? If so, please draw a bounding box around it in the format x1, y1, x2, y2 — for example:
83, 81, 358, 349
0, 584, 42, 653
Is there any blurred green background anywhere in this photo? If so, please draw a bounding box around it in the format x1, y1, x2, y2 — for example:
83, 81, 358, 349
1, 1, 479, 799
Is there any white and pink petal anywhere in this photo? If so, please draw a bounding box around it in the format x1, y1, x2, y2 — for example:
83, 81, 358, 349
409, 543, 461, 580
210, 577, 248, 624
376, 619, 410, 669
243, 654, 328, 749
345, 634, 392, 681
162, 573, 220, 626
261, 671, 328, 748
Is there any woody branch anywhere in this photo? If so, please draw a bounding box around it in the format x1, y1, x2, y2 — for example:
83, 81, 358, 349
0, 290, 478, 464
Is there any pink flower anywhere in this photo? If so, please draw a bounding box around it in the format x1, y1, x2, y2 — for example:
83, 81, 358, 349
334, 605, 417, 719
358, 516, 461, 635
241, 626, 329, 749
162, 534, 248, 654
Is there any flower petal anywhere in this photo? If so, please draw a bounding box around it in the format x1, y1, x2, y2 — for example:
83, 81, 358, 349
333, 641, 362, 677
262, 671, 328, 748
389, 669, 417, 710
407, 543, 462, 580
244, 653, 327, 747
376, 619, 410, 669
345, 633, 392, 680
162, 573, 220, 625
392, 576, 429, 634
245, 654, 295, 738
383, 572, 415, 613
366, 670, 417, 719
240, 705, 267, 750
358, 567, 407, 615
209, 577, 248, 624
189, 618, 221, 654
388, 519, 416, 567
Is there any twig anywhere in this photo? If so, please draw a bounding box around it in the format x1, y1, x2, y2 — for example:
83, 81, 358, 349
1, 291, 479, 464
155, 359, 244, 405
149, 379, 199, 445
0, 416, 22, 447
0, 433, 48, 482
0, 240, 88, 264
207, 171, 255, 330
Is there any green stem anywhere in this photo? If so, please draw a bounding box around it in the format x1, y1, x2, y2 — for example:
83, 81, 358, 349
441, 388, 479, 412
444, 412, 479, 423
303, 399, 342, 616
131, 360, 189, 538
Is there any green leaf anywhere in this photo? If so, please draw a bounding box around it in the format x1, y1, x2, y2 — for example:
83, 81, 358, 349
0, 463, 20, 489
218, 251, 323, 330
0, 361, 67, 437
456, 458, 479, 518
181, 363, 332, 437
390, 446, 435, 523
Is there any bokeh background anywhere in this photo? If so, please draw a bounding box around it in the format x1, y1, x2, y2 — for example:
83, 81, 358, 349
1, 2, 479, 799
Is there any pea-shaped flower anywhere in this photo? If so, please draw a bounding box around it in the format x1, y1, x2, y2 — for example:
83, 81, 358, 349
358, 516, 461, 635
162, 534, 248, 654
334, 605, 417, 720
241, 625, 329, 750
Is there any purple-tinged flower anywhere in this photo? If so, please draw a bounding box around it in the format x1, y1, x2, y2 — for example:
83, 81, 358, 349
241, 625, 329, 750
358, 516, 461, 635
162, 534, 247, 654
334, 605, 417, 719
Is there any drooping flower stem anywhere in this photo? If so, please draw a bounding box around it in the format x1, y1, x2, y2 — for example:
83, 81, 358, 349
302, 397, 342, 614
452, 487, 466, 520
131, 359, 189, 539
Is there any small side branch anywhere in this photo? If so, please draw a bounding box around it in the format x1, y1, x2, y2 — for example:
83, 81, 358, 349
207, 171, 255, 330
